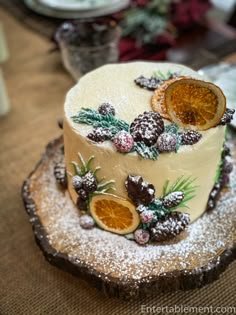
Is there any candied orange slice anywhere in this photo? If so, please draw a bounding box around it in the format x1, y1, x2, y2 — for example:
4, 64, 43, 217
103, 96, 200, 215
151, 76, 189, 120
90, 194, 140, 235
164, 78, 226, 130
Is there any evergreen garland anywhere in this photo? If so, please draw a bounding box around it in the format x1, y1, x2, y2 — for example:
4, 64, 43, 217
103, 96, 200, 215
71, 108, 161, 160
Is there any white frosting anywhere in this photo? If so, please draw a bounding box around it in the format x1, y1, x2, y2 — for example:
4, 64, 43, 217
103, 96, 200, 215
64, 62, 225, 222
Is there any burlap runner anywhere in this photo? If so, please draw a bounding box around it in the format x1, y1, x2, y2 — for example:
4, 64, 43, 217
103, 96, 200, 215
0, 8, 236, 315
0, 0, 59, 38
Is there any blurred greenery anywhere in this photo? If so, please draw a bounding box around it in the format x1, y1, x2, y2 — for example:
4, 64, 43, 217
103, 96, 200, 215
122, 0, 172, 45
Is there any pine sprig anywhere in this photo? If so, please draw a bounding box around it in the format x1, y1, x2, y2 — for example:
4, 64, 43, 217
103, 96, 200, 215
162, 176, 198, 209
71, 108, 129, 134
70, 152, 115, 195
164, 123, 179, 134
153, 70, 172, 80
133, 142, 159, 160
147, 198, 169, 217
153, 70, 181, 81
71, 108, 161, 160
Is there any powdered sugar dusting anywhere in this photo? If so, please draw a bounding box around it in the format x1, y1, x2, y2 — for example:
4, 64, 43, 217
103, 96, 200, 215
29, 146, 236, 282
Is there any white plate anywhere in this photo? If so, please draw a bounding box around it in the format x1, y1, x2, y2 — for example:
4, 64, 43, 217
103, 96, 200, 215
25, 0, 129, 18
198, 63, 236, 128
38, 0, 127, 11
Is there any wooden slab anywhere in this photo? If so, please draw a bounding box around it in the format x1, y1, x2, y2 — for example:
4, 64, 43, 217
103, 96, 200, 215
22, 136, 236, 300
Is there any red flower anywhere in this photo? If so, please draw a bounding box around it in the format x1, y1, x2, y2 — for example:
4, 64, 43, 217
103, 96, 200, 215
171, 0, 212, 29
132, 0, 150, 7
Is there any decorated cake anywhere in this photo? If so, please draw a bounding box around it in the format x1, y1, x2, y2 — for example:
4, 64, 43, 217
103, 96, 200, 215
22, 61, 236, 298
61, 62, 234, 244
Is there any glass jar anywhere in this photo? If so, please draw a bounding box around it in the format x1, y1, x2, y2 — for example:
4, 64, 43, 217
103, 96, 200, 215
55, 19, 121, 80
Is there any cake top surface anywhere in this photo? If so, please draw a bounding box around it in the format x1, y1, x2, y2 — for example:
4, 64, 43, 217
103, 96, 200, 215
64, 62, 205, 134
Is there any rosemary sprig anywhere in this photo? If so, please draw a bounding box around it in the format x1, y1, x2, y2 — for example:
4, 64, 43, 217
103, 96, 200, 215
162, 176, 198, 209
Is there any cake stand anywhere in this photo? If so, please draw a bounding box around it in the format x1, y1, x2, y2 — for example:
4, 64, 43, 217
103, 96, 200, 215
22, 136, 236, 299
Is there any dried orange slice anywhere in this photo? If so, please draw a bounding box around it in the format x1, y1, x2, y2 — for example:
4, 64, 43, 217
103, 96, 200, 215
164, 78, 226, 130
90, 194, 140, 235
151, 76, 189, 120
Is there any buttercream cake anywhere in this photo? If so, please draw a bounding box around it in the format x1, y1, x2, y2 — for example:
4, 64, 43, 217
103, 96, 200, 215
62, 61, 234, 245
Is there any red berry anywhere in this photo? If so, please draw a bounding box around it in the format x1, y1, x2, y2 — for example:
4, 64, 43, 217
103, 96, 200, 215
140, 210, 155, 223
134, 229, 150, 245
79, 215, 95, 229
113, 131, 134, 153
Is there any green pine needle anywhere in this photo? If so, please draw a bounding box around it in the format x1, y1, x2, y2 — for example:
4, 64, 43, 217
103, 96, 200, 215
162, 175, 198, 209
164, 123, 179, 134
97, 180, 115, 191
70, 152, 115, 200
153, 70, 170, 80
71, 108, 129, 134
93, 167, 101, 177
146, 198, 169, 219
153, 70, 182, 81
133, 142, 159, 160
70, 161, 82, 176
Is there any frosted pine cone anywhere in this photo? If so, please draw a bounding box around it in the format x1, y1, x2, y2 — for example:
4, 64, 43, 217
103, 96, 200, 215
219, 108, 235, 125
87, 127, 112, 143
98, 103, 115, 116
150, 212, 190, 242
130, 111, 164, 147
72, 175, 83, 191
54, 162, 67, 188
156, 132, 177, 152
125, 175, 155, 206
206, 183, 221, 211
222, 157, 233, 174
82, 171, 97, 193
162, 191, 184, 209
180, 130, 202, 145
134, 76, 162, 91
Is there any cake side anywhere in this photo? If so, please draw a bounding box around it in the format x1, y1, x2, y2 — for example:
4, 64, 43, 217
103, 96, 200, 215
64, 117, 225, 222
63, 62, 226, 224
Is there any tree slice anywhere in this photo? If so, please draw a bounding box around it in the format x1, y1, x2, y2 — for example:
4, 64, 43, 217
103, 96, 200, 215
22, 136, 236, 300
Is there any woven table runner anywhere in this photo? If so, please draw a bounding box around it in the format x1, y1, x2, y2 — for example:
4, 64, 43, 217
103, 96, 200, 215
0, 8, 236, 315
